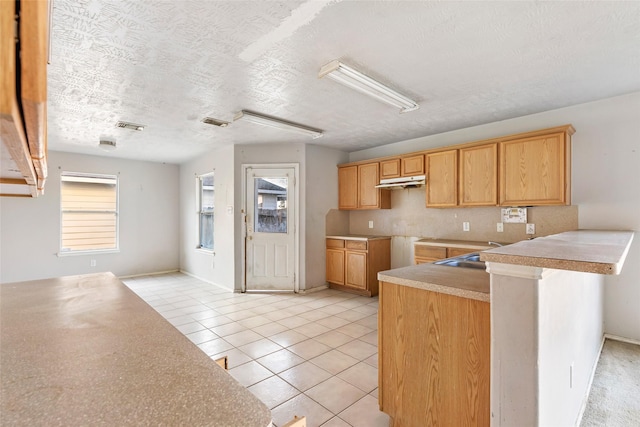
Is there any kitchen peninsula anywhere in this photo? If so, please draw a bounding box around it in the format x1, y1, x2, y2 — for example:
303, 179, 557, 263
0, 273, 272, 427
377, 230, 634, 427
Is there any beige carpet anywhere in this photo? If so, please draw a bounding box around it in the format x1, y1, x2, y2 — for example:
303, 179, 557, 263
581, 338, 640, 426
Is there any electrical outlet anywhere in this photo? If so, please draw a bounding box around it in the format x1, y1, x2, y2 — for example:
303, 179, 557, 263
90, 259, 96, 267
526, 223, 535, 235
497, 222, 504, 232
463, 222, 470, 232
368, 220, 374, 229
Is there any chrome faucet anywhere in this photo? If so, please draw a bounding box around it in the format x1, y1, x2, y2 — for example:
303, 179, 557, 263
488, 241, 503, 247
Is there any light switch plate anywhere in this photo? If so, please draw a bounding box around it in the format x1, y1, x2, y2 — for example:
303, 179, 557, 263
463, 222, 470, 232
368, 220, 374, 229
502, 207, 527, 223
497, 222, 504, 232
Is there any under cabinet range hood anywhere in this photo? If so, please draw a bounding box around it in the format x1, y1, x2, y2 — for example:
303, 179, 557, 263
375, 175, 426, 189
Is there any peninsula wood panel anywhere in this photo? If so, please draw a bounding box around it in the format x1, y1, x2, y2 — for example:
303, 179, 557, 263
426, 150, 457, 207
499, 131, 570, 206
459, 143, 498, 206
379, 281, 490, 427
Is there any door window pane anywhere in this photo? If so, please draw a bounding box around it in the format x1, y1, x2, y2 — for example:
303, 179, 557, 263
254, 177, 287, 233
199, 173, 214, 250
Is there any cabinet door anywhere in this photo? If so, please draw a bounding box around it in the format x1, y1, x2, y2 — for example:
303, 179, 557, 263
459, 144, 497, 206
345, 251, 367, 290
326, 248, 345, 285
359, 162, 389, 209
338, 165, 358, 210
426, 150, 458, 207
401, 154, 425, 176
499, 132, 568, 205
380, 158, 400, 179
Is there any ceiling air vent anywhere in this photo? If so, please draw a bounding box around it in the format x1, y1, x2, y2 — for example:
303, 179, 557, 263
115, 121, 145, 131
201, 117, 229, 127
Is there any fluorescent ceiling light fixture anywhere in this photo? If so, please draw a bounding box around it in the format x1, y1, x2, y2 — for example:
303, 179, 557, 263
201, 117, 229, 127
234, 110, 323, 139
116, 121, 145, 131
318, 60, 419, 113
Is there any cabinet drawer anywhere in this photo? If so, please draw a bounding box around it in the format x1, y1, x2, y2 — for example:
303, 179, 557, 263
346, 240, 368, 251
415, 245, 447, 260
447, 247, 477, 258
326, 239, 345, 249
414, 256, 439, 265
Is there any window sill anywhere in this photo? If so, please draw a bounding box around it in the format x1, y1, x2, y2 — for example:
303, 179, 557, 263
196, 247, 215, 255
57, 249, 120, 257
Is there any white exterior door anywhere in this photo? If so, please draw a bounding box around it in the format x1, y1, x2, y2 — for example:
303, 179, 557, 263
244, 166, 297, 291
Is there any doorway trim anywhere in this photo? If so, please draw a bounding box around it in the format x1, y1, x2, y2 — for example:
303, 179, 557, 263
241, 163, 300, 293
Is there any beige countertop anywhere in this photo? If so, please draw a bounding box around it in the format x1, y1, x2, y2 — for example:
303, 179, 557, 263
414, 238, 501, 250
378, 263, 490, 302
0, 272, 272, 427
326, 234, 391, 241
480, 230, 634, 275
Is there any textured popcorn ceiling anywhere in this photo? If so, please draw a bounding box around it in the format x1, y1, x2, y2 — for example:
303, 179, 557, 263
47, 0, 640, 164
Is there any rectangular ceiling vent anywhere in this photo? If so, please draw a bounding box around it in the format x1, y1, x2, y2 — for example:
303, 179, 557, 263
201, 117, 229, 127
115, 121, 145, 131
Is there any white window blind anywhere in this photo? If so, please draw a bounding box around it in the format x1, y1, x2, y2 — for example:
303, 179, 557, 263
60, 173, 118, 252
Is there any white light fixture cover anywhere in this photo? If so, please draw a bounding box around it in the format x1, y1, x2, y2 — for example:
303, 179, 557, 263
234, 110, 323, 139
318, 60, 419, 113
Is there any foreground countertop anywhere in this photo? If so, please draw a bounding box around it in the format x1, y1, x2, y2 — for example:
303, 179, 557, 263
0, 273, 272, 427
480, 230, 634, 275
378, 263, 490, 302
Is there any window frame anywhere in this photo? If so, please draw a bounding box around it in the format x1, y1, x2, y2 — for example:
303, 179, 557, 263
196, 172, 215, 252
59, 171, 120, 256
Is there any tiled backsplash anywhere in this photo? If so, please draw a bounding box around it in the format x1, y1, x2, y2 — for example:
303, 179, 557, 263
327, 189, 578, 268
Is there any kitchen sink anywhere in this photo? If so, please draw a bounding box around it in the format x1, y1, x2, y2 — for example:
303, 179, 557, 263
433, 252, 486, 270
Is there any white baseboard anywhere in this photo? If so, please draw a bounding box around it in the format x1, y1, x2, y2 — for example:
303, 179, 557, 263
118, 269, 179, 279
179, 269, 235, 292
604, 333, 640, 346
298, 284, 329, 294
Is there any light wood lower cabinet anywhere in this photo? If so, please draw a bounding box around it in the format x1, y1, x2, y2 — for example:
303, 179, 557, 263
326, 238, 390, 297
414, 244, 478, 264
379, 281, 490, 426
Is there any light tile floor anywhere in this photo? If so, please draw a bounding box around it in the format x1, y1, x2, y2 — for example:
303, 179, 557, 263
122, 272, 389, 427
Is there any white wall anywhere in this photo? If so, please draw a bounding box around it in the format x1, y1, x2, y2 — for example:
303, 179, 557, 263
179, 145, 236, 290
0, 151, 180, 283
349, 92, 640, 341
490, 267, 603, 427
305, 144, 349, 289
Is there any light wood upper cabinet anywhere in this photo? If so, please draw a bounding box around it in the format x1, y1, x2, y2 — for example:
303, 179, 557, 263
499, 130, 572, 206
358, 163, 383, 209
459, 143, 498, 206
338, 165, 358, 209
380, 158, 400, 179
338, 162, 390, 210
401, 154, 425, 176
426, 150, 458, 207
